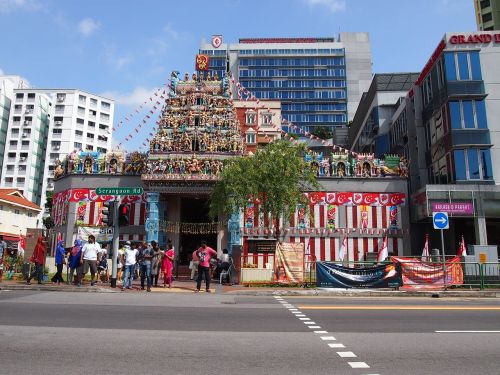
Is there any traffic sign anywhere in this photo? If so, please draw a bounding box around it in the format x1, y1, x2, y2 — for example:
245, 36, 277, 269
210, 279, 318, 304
433, 212, 449, 230
95, 187, 143, 196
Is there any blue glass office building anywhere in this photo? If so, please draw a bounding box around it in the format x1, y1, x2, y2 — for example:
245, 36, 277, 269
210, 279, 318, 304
200, 34, 372, 137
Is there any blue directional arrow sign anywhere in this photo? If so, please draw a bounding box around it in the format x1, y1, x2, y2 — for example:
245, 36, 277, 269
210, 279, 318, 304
433, 212, 449, 230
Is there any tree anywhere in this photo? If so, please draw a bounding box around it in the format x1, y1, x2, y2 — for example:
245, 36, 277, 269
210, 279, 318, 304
309, 126, 333, 140
43, 217, 55, 230
210, 140, 320, 239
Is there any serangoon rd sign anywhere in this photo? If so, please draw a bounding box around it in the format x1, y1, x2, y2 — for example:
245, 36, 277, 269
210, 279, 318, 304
449, 33, 500, 44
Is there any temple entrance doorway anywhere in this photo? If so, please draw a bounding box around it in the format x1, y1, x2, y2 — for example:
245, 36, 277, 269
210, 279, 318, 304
178, 196, 217, 265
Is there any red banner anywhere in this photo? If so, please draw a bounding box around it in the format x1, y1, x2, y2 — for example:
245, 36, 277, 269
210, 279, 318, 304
319, 192, 405, 206
392, 256, 464, 289
195, 54, 209, 71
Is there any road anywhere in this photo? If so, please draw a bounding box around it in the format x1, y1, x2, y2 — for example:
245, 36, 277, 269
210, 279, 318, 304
0, 290, 499, 374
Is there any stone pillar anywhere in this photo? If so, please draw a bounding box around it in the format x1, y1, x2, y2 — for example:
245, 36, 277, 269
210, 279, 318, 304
474, 216, 488, 245
145, 192, 160, 244
227, 211, 241, 255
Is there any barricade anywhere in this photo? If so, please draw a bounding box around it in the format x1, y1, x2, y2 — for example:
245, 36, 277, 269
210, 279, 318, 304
239, 254, 275, 284
481, 262, 500, 289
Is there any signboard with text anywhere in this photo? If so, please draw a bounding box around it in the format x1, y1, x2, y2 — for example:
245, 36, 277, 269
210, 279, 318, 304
431, 202, 473, 215
95, 187, 143, 196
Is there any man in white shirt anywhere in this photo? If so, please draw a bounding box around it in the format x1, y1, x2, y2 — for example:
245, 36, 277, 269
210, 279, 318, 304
122, 241, 138, 290
78, 235, 101, 287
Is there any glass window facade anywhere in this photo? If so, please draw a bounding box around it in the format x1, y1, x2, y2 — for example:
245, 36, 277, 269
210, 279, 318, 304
444, 51, 482, 81
201, 45, 349, 133
453, 148, 493, 181
448, 100, 488, 129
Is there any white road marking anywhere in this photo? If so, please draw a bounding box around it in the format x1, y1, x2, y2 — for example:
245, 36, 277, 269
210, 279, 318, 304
320, 336, 336, 341
308, 326, 321, 329
337, 351, 357, 358
288, 308, 298, 311
328, 343, 345, 348
291, 311, 302, 314
314, 330, 328, 334
348, 362, 370, 369
435, 330, 500, 333
304, 322, 316, 325
295, 314, 306, 317
299, 317, 310, 320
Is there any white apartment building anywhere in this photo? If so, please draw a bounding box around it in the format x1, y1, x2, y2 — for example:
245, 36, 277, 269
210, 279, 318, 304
0, 77, 114, 226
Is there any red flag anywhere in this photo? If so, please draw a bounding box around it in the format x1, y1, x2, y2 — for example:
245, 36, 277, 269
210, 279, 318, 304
377, 236, 388, 263
457, 235, 467, 257
421, 234, 429, 261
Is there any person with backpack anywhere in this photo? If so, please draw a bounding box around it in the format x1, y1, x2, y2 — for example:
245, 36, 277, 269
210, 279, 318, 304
194, 241, 217, 293
96, 244, 109, 284
139, 242, 153, 292
68, 239, 83, 285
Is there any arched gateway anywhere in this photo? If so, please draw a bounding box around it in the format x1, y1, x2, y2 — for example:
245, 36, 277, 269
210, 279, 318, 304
141, 71, 244, 266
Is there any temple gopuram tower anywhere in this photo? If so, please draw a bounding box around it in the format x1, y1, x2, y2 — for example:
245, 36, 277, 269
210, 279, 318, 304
142, 69, 243, 263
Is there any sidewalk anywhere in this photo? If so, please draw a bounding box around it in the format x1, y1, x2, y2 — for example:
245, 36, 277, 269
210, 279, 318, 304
2, 279, 499, 298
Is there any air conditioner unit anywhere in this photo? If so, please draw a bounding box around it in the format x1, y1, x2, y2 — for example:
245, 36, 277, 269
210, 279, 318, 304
23, 121, 29, 125
19, 157, 26, 162
54, 146, 60, 150
22, 133, 28, 138
55, 121, 62, 126
25, 109, 32, 114
57, 97, 64, 103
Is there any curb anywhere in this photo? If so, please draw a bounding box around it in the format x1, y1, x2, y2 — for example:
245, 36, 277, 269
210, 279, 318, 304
223, 289, 500, 298
0, 285, 119, 293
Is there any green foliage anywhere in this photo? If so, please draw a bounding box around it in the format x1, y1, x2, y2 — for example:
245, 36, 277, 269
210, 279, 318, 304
309, 126, 333, 140
43, 217, 55, 229
210, 140, 320, 236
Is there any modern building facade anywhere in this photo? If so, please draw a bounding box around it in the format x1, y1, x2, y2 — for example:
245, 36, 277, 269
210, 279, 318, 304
0, 77, 115, 226
199, 34, 372, 143
475, 0, 500, 31
348, 73, 419, 156
383, 31, 500, 254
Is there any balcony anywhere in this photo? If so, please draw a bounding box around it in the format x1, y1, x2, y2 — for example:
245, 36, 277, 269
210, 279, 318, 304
17, 169, 26, 175
447, 81, 485, 98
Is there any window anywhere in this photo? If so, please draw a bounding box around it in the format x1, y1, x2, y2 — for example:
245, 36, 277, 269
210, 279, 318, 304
11, 128, 19, 136
482, 12, 493, 22
467, 149, 480, 179
27, 93, 35, 99
55, 105, 64, 112
98, 135, 107, 142
480, 0, 490, 9
454, 148, 492, 181
246, 111, 256, 124
78, 106, 85, 115
76, 118, 84, 125
88, 121, 95, 128
449, 100, 487, 129
99, 124, 108, 130
100, 113, 109, 121
86, 145, 93, 151
444, 52, 482, 81
16, 93, 24, 99
28, 212, 33, 218
79, 95, 86, 103
97, 147, 107, 153
87, 133, 94, 139
14, 209, 20, 215
6, 165, 14, 171
101, 101, 111, 110
90, 98, 97, 107
75, 130, 83, 136
52, 129, 62, 134
9, 140, 18, 146
56, 93, 66, 102
74, 142, 82, 149
246, 132, 256, 144
89, 109, 97, 117
261, 112, 272, 125
49, 153, 59, 160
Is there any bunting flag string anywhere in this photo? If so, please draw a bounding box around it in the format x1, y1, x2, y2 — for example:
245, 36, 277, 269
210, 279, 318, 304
117, 110, 162, 149
110, 85, 168, 136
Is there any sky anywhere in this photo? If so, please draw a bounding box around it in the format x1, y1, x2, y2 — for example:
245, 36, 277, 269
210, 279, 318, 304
0, 0, 476, 151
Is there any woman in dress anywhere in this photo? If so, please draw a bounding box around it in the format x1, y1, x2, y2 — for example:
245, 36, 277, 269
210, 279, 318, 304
161, 243, 175, 288
150, 241, 161, 287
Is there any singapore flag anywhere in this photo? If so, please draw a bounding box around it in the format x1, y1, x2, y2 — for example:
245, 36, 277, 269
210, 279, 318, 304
377, 236, 388, 263
338, 236, 347, 262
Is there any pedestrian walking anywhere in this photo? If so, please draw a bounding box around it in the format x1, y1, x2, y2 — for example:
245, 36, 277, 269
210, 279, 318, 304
117, 243, 125, 284
122, 241, 138, 290
140, 242, 153, 292
150, 241, 161, 287
194, 241, 217, 293
68, 239, 82, 285
78, 235, 101, 287
0, 235, 7, 282
51, 239, 66, 284
97, 244, 109, 283
27, 236, 46, 285
161, 243, 174, 288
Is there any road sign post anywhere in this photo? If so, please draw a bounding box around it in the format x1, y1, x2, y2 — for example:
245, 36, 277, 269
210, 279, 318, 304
110, 197, 120, 288
433, 212, 449, 290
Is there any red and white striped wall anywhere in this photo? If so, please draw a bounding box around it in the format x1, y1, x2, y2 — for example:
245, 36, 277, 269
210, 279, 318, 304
74, 201, 147, 226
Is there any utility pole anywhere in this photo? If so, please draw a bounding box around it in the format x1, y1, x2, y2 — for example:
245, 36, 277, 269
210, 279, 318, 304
110, 197, 120, 288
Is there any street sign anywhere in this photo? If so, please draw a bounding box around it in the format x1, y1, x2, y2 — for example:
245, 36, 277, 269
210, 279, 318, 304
433, 212, 449, 230
95, 187, 143, 196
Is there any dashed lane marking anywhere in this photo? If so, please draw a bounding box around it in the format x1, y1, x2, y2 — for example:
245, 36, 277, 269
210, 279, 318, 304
297, 305, 500, 311
348, 362, 370, 369
320, 336, 336, 341
328, 343, 346, 348
337, 351, 357, 358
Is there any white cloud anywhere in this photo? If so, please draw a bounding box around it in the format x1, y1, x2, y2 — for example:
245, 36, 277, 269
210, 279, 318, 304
0, 0, 41, 13
0, 68, 4, 75
78, 17, 100, 37
100, 86, 158, 107
301, 0, 345, 13
103, 46, 132, 70
163, 22, 180, 40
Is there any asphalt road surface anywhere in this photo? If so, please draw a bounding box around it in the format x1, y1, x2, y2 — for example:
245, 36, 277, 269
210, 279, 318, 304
0, 290, 499, 375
